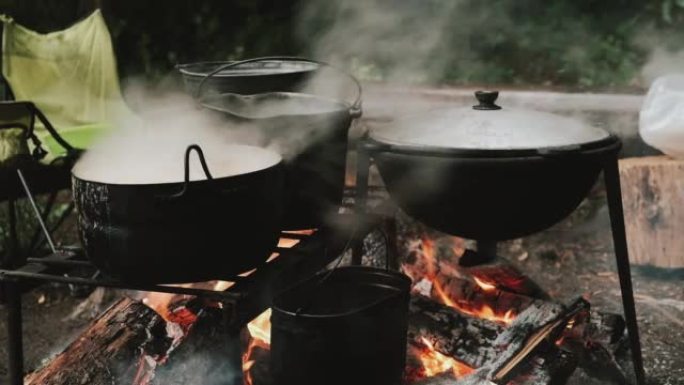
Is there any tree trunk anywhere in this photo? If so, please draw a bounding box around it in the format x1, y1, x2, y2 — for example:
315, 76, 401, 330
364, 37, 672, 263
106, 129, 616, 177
619, 155, 684, 268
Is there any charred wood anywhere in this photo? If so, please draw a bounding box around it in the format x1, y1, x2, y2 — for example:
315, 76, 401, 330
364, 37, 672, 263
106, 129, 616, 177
457, 250, 548, 300
434, 273, 538, 318
413, 347, 577, 385
25, 298, 170, 385
152, 308, 243, 385
408, 294, 503, 368
476, 297, 588, 384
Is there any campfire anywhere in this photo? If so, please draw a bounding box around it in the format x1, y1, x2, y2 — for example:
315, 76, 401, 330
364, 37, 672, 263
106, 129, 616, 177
234, 232, 630, 385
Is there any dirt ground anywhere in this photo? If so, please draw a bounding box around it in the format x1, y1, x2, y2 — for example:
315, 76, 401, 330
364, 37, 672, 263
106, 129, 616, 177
1, 190, 682, 385
500, 199, 684, 385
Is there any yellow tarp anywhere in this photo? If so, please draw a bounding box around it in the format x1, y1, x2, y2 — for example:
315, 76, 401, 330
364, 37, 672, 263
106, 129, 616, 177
1, 9, 132, 131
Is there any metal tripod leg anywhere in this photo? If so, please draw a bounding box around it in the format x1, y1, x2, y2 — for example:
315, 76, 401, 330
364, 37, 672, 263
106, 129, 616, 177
352, 141, 370, 265
4, 280, 24, 385
603, 157, 647, 385
4, 198, 24, 385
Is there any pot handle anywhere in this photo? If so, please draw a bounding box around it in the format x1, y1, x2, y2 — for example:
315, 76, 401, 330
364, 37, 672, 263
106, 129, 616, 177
195, 56, 363, 116
166, 144, 214, 200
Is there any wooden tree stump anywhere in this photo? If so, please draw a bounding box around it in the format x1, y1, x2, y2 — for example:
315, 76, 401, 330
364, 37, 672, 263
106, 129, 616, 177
619, 155, 684, 268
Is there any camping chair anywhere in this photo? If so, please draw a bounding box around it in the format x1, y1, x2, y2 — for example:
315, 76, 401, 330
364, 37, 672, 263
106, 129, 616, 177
0, 101, 79, 266
0, 9, 127, 266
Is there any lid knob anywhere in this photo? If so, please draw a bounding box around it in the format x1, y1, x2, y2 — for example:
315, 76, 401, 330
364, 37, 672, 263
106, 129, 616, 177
473, 91, 502, 110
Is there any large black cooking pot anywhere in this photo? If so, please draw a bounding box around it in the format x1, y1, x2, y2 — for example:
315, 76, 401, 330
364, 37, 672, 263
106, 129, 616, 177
271, 266, 411, 385
199, 58, 362, 230
367, 91, 620, 241
176, 58, 319, 96
72, 144, 284, 283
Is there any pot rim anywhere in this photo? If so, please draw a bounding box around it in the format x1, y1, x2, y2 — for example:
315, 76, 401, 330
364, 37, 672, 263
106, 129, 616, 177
200, 91, 357, 120
363, 134, 621, 159
176, 60, 319, 78
72, 158, 284, 187
272, 266, 411, 319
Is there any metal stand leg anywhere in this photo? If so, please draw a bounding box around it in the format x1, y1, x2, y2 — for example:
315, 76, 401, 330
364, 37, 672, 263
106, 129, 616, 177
4, 198, 25, 385
27, 190, 58, 254
476, 240, 497, 263
7, 199, 19, 264
223, 306, 244, 385
352, 142, 370, 265
604, 157, 646, 385
5, 280, 24, 385
383, 214, 400, 271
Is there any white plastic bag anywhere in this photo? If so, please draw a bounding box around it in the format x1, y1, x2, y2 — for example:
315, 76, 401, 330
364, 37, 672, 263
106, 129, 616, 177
640, 74, 684, 158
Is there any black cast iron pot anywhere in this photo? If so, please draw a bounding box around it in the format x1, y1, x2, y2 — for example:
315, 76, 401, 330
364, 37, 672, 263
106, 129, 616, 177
202, 92, 359, 230
198, 58, 362, 230
271, 266, 411, 385
367, 91, 621, 241
72, 144, 284, 284
176, 58, 319, 96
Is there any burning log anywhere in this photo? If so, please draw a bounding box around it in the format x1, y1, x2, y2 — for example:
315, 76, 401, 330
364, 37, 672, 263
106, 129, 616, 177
463, 298, 589, 385
432, 273, 534, 324
414, 348, 577, 385
457, 250, 548, 299
152, 307, 243, 385
25, 298, 171, 385
408, 294, 503, 368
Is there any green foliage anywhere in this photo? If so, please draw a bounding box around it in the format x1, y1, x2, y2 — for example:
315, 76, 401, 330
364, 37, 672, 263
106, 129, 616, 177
1, 0, 683, 87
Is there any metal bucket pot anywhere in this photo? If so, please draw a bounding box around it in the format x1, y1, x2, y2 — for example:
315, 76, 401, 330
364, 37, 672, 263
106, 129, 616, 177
176, 58, 319, 96
271, 266, 411, 385
199, 58, 362, 230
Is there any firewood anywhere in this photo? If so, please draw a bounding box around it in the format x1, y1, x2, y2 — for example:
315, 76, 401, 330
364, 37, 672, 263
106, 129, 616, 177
434, 273, 537, 320
408, 294, 503, 368
152, 308, 243, 385
25, 297, 171, 385
619, 155, 684, 268
413, 347, 577, 385
457, 250, 548, 300
476, 297, 589, 384
586, 311, 626, 350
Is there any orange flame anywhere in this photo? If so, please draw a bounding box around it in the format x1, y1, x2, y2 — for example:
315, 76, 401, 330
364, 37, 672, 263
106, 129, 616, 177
409, 238, 516, 326
243, 309, 272, 385
432, 279, 515, 325
418, 337, 475, 378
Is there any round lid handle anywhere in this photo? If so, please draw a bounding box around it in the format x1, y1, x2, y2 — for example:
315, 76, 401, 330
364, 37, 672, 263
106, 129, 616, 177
473, 90, 502, 110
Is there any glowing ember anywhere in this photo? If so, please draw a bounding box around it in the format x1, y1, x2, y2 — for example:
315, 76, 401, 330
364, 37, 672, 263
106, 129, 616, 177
143, 283, 195, 321
278, 238, 301, 248
247, 308, 272, 345
473, 276, 497, 292
418, 337, 475, 378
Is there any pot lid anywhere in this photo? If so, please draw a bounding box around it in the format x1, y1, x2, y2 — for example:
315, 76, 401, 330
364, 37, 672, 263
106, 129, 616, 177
369, 91, 610, 151
73, 143, 281, 185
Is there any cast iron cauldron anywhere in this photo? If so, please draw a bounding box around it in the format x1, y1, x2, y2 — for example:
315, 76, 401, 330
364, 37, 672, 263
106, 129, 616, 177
72, 144, 284, 283
271, 266, 411, 385
176, 58, 319, 96
199, 58, 362, 230
367, 91, 620, 241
